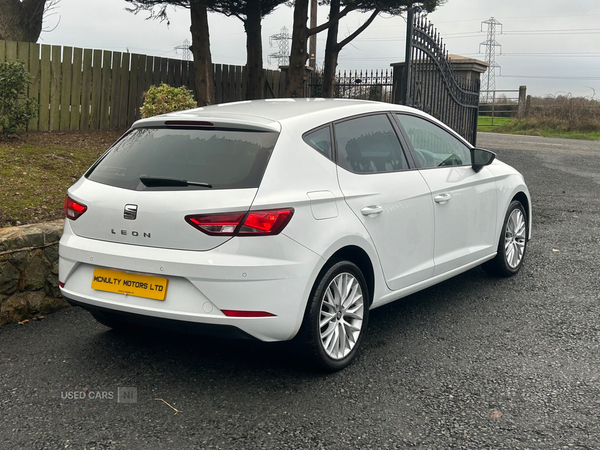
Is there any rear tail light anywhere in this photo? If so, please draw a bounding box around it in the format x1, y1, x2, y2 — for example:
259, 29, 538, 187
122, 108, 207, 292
186, 213, 245, 235
186, 209, 294, 236
239, 210, 293, 235
64, 195, 87, 220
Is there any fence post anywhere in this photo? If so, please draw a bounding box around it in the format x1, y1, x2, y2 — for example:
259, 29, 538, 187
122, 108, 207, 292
517, 85, 527, 118
491, 90, 496, 126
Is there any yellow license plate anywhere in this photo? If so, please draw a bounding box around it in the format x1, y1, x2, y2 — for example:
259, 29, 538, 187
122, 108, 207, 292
91, 268, 169, 301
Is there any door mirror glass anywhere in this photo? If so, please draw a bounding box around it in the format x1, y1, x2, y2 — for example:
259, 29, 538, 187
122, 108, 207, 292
471, 148, 496, 173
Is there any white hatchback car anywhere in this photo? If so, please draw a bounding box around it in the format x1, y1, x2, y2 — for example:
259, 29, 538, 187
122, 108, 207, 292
59, 98, 531, 371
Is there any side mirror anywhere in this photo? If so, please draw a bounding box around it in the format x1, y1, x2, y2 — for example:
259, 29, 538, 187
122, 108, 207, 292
471, 148, 496, 173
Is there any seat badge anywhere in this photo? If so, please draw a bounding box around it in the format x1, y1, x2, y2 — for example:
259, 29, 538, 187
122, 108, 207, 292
124, 204, 138, 220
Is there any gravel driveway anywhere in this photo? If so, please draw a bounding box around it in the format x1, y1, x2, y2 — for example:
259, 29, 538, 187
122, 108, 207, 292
1, 132, 599, 450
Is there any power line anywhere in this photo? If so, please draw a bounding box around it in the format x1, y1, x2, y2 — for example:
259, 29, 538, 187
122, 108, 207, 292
504, 29, 600, 35
499, 53, 600, 58
458, 52, 600, 58
501, 75, 600, 80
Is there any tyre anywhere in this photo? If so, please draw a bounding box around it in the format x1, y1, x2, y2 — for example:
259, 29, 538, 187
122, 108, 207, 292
298, 260, 369, 372
483, 200, 528, 277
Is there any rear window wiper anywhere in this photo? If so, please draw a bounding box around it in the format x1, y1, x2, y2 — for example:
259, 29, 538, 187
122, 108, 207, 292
139, 176, 213, 188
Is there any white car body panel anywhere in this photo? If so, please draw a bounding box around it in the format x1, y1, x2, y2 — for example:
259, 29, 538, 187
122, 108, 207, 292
487, 160, 533, 242
418, 165, 498, 276
60, 219, 322, 341
67, 179, 258, 251
58, 98, 532, 344
337, 167, 435, 291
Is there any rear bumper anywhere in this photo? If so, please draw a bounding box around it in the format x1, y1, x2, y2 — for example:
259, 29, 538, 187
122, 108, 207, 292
59, 221, 322, 342
64, 297, 257, 340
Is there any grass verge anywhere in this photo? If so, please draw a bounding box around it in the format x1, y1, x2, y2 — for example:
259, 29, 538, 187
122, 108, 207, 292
0, 129, 126, 227
478, 116, 600, 140
477, 116, 512, 132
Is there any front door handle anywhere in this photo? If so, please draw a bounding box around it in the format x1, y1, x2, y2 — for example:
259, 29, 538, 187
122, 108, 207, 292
361, 205, 383, 216
434, 193, 452, 204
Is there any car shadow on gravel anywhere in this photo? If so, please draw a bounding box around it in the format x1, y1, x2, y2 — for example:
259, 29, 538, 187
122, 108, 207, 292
77, 312, 322, 379
67, 265, 507, 381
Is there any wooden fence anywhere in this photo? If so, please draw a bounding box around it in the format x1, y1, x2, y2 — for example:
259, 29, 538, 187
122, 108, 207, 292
0, 39, 287, 132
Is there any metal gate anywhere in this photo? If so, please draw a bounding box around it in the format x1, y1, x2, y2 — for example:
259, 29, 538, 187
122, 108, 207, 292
400, 8, 481, 145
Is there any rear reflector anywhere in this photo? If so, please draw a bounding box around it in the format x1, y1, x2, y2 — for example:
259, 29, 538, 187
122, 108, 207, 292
186, 208, 293, 236
222, 310, 276, 318
64, 195, 87, 220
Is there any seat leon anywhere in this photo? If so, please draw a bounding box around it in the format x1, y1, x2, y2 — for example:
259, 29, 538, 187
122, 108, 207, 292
59, 98, 531, 371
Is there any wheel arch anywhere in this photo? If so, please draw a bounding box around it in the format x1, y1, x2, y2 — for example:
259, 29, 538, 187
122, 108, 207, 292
511, 190, 532, 240
295, 245, 376, 370
327, 245, 375, 307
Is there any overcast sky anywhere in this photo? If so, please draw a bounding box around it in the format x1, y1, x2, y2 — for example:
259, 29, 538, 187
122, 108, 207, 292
41, 0, 600, 99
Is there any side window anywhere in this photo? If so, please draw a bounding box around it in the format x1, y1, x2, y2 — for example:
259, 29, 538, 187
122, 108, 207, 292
334, 114, 408, 174
303, 126, 333, 160
396, 114, 472, 169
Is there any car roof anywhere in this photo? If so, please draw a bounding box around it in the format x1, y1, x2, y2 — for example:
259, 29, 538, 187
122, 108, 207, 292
133, 98, 421, 132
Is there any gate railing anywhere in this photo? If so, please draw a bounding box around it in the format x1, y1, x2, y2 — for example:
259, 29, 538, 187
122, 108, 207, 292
399, 8, 481, 145
308, 69, 393, 103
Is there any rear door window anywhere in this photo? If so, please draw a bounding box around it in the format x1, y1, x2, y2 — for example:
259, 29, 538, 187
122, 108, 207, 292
86, 127, 279, 190
334, 114, 408, 174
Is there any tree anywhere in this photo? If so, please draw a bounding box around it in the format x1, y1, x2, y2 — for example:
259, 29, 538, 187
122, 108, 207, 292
0, 0, 58, 42
322, 0, 443, 97
127, 0, 286, 104
126, 0, 216, 106
321, 0, 377, 98
286, 0, 369, 97
211, 0, 287, 100
286, 0, 444, 98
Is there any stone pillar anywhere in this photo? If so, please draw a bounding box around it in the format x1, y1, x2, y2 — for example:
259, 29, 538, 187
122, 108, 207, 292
448, 55, 489, 83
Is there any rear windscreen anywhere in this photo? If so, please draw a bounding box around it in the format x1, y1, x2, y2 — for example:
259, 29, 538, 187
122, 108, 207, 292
86, 127, 279, 190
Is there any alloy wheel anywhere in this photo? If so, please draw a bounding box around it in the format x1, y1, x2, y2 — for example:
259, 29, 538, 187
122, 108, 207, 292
319, 272, 365, 360
504, 208, 527, 269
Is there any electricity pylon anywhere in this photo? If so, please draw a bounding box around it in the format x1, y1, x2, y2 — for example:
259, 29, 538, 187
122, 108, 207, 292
268, 27, 291, 67
479, 17, 502, 103
175, 39, 191, 61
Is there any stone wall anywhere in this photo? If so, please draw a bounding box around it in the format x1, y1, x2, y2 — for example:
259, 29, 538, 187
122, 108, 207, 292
0, 221, 69, 326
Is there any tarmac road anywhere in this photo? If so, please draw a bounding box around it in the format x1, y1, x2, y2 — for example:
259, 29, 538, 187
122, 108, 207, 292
1, 132, 600, 450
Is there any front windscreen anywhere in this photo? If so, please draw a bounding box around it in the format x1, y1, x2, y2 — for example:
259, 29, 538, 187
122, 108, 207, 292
86, 127, 279, 190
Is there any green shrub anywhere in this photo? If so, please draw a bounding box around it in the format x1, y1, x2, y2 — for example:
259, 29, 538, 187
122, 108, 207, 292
0, 60, 37, 137
140, 83, 197, 118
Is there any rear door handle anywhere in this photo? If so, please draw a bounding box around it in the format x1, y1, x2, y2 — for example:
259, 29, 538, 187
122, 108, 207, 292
361, 205, 383, 216
434, 193, 452, 204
